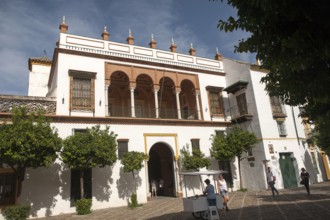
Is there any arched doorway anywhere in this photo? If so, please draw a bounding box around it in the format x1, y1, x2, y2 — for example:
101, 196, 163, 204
148, 143, 176, 197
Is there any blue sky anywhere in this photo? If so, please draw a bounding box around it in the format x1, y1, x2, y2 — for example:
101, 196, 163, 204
0, 0, 255, 96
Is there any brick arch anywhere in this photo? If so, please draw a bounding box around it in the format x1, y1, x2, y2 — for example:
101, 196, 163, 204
133, 68, 156, 85
177, 74, 199, 90
105, 63, 133, 82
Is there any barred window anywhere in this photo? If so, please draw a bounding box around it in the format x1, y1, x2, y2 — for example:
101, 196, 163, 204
277, 121, 287, 137
118, 139, 129, 159
69, 70, 96, 111
72, 78, 91, 108
191, 139, 200, 151
206, 87, 224, 116
236, 93, 248, 115
270, 96, 283, 114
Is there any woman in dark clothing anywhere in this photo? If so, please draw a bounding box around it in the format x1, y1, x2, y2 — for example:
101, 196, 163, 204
300, 168, 310, 195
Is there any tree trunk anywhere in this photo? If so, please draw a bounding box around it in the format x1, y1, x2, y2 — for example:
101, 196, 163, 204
16, 167, 26, 198
132, 171, 136, 193
80, 170, 84, 199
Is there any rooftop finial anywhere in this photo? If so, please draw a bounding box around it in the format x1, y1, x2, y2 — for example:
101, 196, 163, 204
171, 37, 175, 45
104, 26, 107, 32
151, 33, 154, 40
62, 16, 66, 24
216, 47, 219, 54
190, 43, 193, 49
129, 28, 132, 37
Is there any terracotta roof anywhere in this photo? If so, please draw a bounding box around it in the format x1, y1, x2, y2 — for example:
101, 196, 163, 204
28, 56, 52, 71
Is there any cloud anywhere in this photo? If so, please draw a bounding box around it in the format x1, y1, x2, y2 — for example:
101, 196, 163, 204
0, 0, 256, 95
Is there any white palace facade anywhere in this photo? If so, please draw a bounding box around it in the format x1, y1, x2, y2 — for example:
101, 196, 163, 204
1, 19, 329, 218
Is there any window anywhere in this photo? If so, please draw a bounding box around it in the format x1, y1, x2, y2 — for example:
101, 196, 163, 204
277, 121, 287, 137
70, 169, 92, 206
0, 170, 16, 206
247, 148, 253, 157
191, 139, 200, 151
118, 139, 129, 159
69, 70, 96, 111
236, 93, 248, 115
215, 130, 225, 136
270, 96, 285, 115
206, 87, 224, 116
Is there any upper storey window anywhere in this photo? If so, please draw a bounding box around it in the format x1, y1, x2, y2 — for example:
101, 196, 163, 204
69, 70, 96, 111
236, 93, 248, 115
206, 86, 224, 116
269, 96, 286, 118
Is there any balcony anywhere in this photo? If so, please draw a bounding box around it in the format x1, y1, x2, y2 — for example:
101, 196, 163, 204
228, 103, 253, 123
109, 106, 199, 120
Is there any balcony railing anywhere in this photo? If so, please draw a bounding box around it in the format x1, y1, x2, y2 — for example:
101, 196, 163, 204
228, 103, 253, 123
181, 109, 198, 120
0, 95, 56, 114
109, 106, 200, 120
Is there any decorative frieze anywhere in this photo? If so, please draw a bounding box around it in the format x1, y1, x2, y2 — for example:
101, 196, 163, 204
0, 95, 56, 114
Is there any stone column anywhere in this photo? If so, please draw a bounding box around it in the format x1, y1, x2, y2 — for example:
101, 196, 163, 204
105, 85, 109, 116
153, 88, 159, 118
195, 90, 201, 120
130, 87, 136, 117
175, 88, 181, 119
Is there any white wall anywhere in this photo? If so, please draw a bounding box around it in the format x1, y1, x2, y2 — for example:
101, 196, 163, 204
28, 64, 51, 97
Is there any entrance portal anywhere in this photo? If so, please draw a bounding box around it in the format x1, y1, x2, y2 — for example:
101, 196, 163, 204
148, 143, 176, 197
279, 153, 298, 188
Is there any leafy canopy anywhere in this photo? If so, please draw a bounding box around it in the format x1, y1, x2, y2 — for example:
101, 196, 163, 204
0, 106, 62, 197
121, 151, 149, 174
215, 0, 330, 151
180, 144, 211, 171
210, 127, 258, 160
61, 125, 117, 169
0, 106, 62, 170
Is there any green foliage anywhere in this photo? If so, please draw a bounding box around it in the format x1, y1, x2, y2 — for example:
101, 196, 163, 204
211, 127, 258, 161
237, 188, 248, 192
128, 193, 142, 208
75, 198, 92, 215
210, 127, 258, 190
180, 144, 211, 171
0, 106, 62, 196
121, 151, 149, 174
216, 0, 330, 152
121, 151, 148, 205
61, 125, 117, 169
210, 132, 234, 161
61, 125, 117, 199
3, 205, 31, 220
226, 127, 258, 159
121, 151, 149, 192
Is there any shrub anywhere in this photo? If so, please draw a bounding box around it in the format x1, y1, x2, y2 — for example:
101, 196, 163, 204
75, 198, 92, 215
3, 205, 30, 220
128, 193, 142, 208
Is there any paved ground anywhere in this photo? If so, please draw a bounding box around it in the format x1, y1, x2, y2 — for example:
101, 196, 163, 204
35, 181, 330, 220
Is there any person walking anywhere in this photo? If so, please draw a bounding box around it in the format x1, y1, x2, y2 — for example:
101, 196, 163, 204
267, 167, 279, 196
300, 167, 310, 195
203, 179, 217, 207
217, 174, 230, 212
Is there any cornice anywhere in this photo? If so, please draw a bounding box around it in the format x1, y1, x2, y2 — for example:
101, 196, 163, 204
56, 48, 226, 76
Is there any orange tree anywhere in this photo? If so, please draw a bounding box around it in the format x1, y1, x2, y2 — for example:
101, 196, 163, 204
210, 127, 258, 189
0, 107, 62, 197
